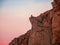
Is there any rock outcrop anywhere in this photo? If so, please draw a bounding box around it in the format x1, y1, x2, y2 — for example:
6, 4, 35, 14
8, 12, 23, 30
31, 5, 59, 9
9, 0, 60, 45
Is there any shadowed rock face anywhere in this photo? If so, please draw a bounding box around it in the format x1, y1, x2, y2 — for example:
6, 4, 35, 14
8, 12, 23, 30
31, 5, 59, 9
54, 0, 60, 4
9, 0, 60, 45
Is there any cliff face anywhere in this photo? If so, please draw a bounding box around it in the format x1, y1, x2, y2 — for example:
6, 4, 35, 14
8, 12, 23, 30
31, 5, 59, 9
9, 0, 60, 45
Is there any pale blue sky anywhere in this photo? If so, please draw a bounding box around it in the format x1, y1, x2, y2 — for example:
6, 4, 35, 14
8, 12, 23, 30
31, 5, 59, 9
0, 0, 52, 15
0, 0, 52, 8
0, 0, 52, 2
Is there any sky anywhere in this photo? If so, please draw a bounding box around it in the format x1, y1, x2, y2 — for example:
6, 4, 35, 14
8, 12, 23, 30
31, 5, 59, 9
0, 0, 52, 45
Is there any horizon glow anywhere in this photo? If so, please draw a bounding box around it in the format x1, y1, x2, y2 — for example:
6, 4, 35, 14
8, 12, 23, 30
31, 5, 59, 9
0, 0, 52, 45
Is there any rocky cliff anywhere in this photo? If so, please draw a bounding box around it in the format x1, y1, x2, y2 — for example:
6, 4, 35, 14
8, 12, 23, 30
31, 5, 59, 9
9, 0, 60, 45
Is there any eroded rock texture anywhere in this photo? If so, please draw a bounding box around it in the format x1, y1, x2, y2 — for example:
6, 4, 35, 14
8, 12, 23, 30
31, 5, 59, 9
9, 0, 60, 45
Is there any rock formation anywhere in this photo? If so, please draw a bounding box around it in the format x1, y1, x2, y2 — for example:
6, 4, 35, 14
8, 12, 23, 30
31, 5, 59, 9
9, 0, 60, 45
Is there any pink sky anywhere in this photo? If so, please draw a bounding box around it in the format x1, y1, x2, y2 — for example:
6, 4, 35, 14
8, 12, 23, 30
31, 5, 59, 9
0, 1, 52, 45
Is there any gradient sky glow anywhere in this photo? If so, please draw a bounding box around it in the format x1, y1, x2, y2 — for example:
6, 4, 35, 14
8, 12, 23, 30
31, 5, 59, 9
0, 0, 52, 45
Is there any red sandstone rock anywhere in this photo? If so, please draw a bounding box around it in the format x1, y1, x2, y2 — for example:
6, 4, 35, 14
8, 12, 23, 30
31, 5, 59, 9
9, 0, 60, 45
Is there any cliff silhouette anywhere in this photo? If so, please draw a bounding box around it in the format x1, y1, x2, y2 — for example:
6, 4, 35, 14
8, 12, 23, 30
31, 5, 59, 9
9, 0, 60, 45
